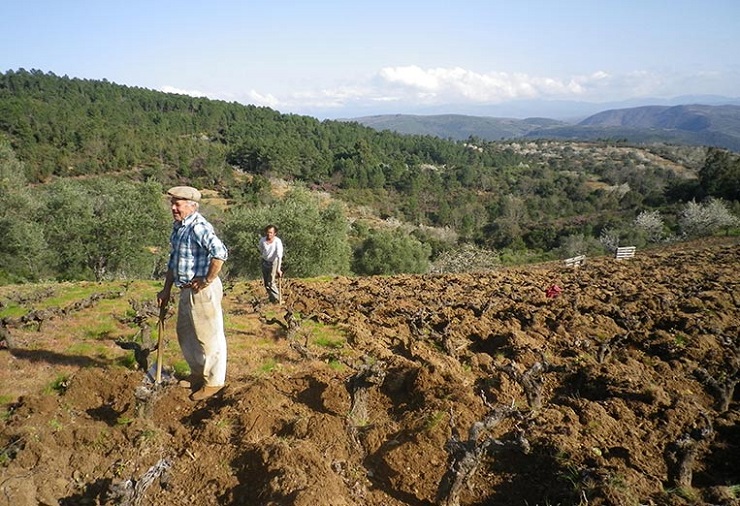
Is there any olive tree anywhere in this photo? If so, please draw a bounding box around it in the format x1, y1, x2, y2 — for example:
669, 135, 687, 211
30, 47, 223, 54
40, 179, 170, 281
0, 138, 51, 282
558, 233, 604, 258
352, 229, 431, 275
223, 187, 351, 279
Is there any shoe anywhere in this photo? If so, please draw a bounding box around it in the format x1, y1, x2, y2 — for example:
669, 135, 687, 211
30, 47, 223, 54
178, 375, 203, 391
190, 385, 224, 401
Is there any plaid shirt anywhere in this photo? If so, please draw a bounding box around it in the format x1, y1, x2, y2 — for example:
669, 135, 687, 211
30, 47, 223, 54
167, 212, 228, 287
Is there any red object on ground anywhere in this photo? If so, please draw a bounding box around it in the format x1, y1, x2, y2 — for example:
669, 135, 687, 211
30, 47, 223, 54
546, 284, 562, 298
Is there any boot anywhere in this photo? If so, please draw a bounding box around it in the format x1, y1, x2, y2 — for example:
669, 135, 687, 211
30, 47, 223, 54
178, 375, 203, 391
190, 385, 224, 401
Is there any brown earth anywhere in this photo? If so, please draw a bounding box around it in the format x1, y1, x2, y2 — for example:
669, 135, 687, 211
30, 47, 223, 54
1, 238, 739, 506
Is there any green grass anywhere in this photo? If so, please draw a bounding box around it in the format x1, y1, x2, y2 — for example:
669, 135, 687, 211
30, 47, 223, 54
665, 486, 699, 502
171, 360, 191, 378
674, 333, 689, 348
327, 359, 346, 371
133, 429, 158, 447
0, 280, 155, 321
94, 344, 115, 359
65, 342, 115, 361
90, 429, 111, 451
0, 304, 26, 319
82, 321, 119, 340
40, 282, 106, 308
214, 417, 234, 430
115, 354, 139, 370
44, 374, 70, 394
0, 284, 58, 316
307, 321, 345, 349
728, 484, 740, 498
313, 335, 345, 349
224, 314, 259, 334
423, 410, 445, 432
258, 358, 278, 374
138, 429, 157, 439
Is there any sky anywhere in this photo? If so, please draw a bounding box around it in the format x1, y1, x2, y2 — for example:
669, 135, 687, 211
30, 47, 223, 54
2, 0, 739, 119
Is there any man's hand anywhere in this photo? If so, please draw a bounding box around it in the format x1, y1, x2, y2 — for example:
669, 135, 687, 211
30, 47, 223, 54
192, 277, 211, 293
159, 270, 174, 309
157, 289, 170, 308
157, 288, 171, 319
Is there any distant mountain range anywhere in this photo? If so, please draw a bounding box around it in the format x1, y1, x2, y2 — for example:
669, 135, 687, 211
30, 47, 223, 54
346, 104, 740, 152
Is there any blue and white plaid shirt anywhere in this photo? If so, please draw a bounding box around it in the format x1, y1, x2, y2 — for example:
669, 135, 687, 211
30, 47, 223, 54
167, 212, 228, 287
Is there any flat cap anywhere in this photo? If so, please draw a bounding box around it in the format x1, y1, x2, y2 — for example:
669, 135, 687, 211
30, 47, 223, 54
167, 186, 201, 202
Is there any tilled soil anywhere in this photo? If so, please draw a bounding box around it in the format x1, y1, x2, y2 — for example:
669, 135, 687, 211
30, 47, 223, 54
1, 238, 739, 506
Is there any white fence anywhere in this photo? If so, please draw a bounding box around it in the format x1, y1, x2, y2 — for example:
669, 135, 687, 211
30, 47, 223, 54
564, 254, 586, 267
615, 246, 636, 260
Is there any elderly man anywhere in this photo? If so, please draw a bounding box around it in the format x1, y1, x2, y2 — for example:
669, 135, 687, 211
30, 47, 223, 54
157, 186, 228, 401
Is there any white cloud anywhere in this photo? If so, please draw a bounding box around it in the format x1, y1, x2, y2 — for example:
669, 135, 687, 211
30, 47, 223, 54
160, 85, 283, 109
251, 66, 629, 114
160, 85, 209, 98
376, 66, 618, 103
224, 65, 729, 117
247, 89, 281, 108
379, 66, 443, 91
257, 83, 399, 110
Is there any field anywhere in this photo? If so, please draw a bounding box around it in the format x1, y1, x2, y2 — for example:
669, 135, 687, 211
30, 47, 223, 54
1, 238, 739, 506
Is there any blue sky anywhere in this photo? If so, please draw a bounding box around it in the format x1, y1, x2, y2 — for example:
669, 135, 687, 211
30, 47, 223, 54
3, 0, 739, 119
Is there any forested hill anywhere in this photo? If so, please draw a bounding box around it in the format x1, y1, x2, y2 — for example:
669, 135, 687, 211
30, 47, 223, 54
1, 68, 434, 184
530, 104, 740, 152
1, 68, 739, 284
349, 105, 740, 152
345, 114, 565, 142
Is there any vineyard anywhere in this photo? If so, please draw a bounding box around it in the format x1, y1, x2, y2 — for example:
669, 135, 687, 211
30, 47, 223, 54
1, 238, 739, 505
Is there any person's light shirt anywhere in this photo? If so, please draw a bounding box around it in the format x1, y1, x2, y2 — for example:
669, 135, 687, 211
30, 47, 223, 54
259, 236, 283, 263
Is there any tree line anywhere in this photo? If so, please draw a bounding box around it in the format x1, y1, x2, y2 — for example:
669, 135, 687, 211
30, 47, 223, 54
0, 69, 738, 283
0, 136, 434, 283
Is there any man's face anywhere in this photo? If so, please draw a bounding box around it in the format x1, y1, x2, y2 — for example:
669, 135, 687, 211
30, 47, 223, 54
266, 228, 276, 240
171, 198, 196, 222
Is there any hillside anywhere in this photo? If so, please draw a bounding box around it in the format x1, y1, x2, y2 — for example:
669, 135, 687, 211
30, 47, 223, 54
349, 105, 740, 152
529, 105, 740, 152
1, 238, 739, 505
578, 104, 740, 131
1, 69, 739, 288
346, 114, 564, 141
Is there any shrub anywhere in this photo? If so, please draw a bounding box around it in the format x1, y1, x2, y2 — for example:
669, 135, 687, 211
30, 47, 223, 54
634, 210, 665, 243
599, 227, 621, 253
679, 198, 739, 238
558, 234, 603, 258
353, 229, 431, 275
223, 186, 352, 279
429, 242, 500, 273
